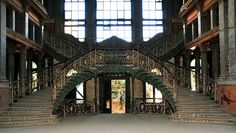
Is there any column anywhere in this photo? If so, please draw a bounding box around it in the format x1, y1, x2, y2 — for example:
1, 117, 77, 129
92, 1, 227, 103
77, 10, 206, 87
201, 45, 208, 94
197, 10, 202, 36
19, 46, 27, 96
174, 56, 181, 84
228, 0, 236, 75
85, 0, 96, 48
210, 8, 214, 29
183, 49, 191, 88
0, 0, 7, 82
37, 54, 45, 90
211, 44, 220, 80
94, 77, 98, 113
191, 23, 195, 40
23, 6, 29, 38
8, 43, 15, 84
219, 0, 228, 78
194, 49, 201, 92
27, 50, 33, 94
218, 0, 236, 115
132, 0, 142, 49
47, 56, 53, 86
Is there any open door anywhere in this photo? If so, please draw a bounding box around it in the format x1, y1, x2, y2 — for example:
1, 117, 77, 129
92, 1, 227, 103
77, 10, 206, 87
111, 80, 126, 114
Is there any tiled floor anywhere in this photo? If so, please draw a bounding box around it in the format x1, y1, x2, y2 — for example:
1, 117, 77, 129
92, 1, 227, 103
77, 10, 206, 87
0, 114, 235, 133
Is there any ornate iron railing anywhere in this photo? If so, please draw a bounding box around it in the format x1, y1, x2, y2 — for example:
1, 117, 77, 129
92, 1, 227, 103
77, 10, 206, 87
57, 99, 95, 117
132, 98, 174, 114
145, 29, 184, 58
51, 50, 177, 104
43, 31, 89, 58
9, 50, 218, 110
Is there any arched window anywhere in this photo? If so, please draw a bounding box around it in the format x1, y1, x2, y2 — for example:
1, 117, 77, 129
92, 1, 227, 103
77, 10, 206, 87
142, 0, 163, 41
64, 0, 85, 42
96, 0, 132, 42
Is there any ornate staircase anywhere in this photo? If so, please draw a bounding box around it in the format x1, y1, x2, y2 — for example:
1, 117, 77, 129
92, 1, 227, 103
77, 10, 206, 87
0, 88, 60, 128
170, 86, 236, 124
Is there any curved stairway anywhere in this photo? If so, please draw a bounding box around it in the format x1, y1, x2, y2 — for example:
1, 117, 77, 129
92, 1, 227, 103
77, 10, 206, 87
0, 88, 60, 128
170, 86, 236, 124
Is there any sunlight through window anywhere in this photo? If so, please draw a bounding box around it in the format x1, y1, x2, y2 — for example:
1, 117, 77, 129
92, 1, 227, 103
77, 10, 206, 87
96, 0, 132, 42
142, 0, 163, 41
64, 0, 85, 42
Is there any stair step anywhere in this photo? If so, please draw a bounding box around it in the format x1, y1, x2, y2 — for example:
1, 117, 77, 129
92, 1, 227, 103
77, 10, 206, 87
7, 106, 52, 111
1, 110, 52, 116
12, 102, 52, 107
0, 115, 57, 122
170, 117, 236, 124
0, 119, 60, 128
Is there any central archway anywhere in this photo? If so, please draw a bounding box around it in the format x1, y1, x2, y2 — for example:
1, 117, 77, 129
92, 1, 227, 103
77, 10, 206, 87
53, 64, 176, 115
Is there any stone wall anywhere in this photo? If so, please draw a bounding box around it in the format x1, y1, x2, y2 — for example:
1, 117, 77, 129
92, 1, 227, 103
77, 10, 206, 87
218, 85, 236, 115
133, 78, 143, 98
0, 88, 10, 112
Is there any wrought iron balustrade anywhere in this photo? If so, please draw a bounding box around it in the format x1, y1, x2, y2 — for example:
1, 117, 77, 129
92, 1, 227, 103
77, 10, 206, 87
9, 49, 218, 111
43, 31, 89, 58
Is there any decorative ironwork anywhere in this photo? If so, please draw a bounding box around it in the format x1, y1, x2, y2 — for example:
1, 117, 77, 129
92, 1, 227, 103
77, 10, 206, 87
10, 49, 219, 116
57, 99, 95, 117
132, 98, 173, 114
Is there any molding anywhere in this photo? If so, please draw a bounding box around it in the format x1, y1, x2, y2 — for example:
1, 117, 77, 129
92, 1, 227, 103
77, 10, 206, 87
186, 27, 219, 49
6, 28, 43, 52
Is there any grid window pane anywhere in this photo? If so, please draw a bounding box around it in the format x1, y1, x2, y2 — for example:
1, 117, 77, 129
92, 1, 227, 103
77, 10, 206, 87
96, 0, 131, 42
64, 0, 85, 42
142, 0, 163, 41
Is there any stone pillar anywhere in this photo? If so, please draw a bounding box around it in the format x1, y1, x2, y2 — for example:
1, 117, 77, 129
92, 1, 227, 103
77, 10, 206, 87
32, 24, 35, 42
201, 45, 208, 94
0, 0, 10, 111
218, 0, 236, 115
0, 0, 7, 81
19, 46, 27, 96
132, 0, 142, 49
47, 56, 53, 86
183, 49, 191, 88
210, 8, 214, 29
191, 23, 195, 40
197, 10, 202, 36
212, 44, 220, 80
219, 0, 228, 78
37, 54, 45, 90
85, 0, 96, 48
12, 9, 15, 31
8, 43, 15, 84
194, 49, 201, 92
27, 50, 33, 94
23, 6, 29, 38
94, 77, 98, 112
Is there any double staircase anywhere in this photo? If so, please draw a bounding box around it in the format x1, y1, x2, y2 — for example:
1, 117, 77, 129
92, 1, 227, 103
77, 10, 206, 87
0, 88, 59, 128
170, 86, 236, 124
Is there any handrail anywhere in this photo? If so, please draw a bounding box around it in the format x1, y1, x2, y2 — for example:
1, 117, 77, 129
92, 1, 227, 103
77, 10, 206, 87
144, 28, 184, 58
9, 49, 218, 110
43, 30, 89, 58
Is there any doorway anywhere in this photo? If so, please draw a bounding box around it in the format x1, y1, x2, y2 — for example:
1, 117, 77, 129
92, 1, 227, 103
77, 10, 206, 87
111, 80, 126, 114
100, 78, 128, 114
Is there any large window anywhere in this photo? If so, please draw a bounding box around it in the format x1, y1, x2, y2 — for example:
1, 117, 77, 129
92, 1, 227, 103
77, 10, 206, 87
96, 0, 132, 42
142, 0, 163, 41
64, 0, 85, 42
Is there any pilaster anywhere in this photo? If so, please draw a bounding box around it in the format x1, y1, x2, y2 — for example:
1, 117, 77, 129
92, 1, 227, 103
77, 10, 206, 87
85, 0, 96, 48
201, 45, 208, 94
132, 0, 142, 49
19, 46, 27, 96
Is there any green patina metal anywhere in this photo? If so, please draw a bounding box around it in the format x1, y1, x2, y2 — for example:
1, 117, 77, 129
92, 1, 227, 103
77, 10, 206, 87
53, 64, 176, 112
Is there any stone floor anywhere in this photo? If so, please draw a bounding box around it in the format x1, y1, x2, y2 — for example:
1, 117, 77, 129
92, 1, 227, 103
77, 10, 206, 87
0, 114, 236, 133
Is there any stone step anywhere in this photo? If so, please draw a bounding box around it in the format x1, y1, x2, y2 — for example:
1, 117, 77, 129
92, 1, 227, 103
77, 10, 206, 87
176, 109, 225, 113
7, 106, 52, 111
172, 112, 232, 117
170, 117, 236, 124
0, 119, 60, 128
0, 115, 57, 122
12, 102, 52, 107
1, 110, 52, 116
